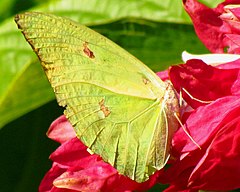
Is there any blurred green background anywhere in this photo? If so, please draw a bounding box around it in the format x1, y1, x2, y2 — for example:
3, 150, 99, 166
0, 0, 222, 191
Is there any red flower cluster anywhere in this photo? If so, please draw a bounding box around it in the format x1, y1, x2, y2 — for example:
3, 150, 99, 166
39, 0, 240, 191
157, 0, 240, 191
160, 59, 240, 191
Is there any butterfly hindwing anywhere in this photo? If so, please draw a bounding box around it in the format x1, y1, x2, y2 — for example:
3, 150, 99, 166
15, 12, 179, 182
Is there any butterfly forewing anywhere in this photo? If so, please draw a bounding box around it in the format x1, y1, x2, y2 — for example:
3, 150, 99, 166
15, 12, 179, 182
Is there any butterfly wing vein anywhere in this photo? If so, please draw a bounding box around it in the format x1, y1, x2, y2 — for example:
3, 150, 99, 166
15, 12, 175, 182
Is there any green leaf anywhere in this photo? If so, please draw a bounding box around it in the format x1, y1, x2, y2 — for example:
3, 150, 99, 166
0, 0, 15, 21
0, 59, 54, 127
198, 0, 224, 8
35, 0, 192, 25
0, 0, 48, 22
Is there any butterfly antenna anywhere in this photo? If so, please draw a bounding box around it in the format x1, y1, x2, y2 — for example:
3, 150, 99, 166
87, 148, 94, 155
174, 113, 201, 149
182, 88, 212, 104
179, 88, 184, 107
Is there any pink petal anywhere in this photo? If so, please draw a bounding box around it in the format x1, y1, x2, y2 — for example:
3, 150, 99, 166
47, 115, 76, 144
188, 110, 240, 190
39, 163, 68, 192
162, 167, 199, 192
183, 0, 226, 53
217, 58, 240, 69
169, 59, 239, 108
173, 96, 240, 153
159, 148, 205, 190
156, 70, 169, 81
228, 6, 240, 20
160, 97, 240, 191
50, 137, 100, 168
183, 0, 240, 53
220, 6, 240, 34
51, 188, 77, 192
53, 162, 117, 192
217, 60, 240, 95
223, 34, 240, 53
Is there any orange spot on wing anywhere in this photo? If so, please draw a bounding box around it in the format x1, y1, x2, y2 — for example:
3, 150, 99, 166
99, 99, 111, 117
143, 78, 150, 85
83, 42, 95, 59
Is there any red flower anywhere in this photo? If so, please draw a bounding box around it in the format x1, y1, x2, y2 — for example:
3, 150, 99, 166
183, 0, 240, 53
159, 60, 240, 191
39, 116, 161, 192
169, 59, 240, 108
